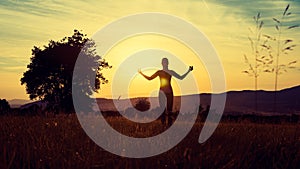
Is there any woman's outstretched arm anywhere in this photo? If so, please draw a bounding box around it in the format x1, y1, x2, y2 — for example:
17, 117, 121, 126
138, 69, 158, 80
170, 66, 193, 80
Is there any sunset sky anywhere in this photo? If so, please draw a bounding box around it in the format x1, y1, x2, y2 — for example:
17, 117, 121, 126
0, 0, 299, 100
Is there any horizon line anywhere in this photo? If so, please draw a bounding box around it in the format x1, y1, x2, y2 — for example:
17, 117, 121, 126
6, 84, 300, 102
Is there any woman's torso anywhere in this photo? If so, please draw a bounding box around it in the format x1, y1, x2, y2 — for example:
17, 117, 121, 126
158, 70, 173, 94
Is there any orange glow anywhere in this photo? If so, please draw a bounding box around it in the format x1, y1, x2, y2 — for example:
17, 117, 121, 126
1, 0, 299, 100
160, 78, 168, 88
97, 34, 211, 99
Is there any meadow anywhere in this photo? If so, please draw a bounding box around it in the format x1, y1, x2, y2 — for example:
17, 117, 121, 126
1, 114, 300, 169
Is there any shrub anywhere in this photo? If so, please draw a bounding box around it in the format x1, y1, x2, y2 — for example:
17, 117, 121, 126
0, 99, 11, 115
134, 98, 150, 112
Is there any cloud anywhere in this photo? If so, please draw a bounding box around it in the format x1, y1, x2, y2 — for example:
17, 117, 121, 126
0, 55, 27, 72
0, 0, 299, 98
208, 0, 300, 27
0, 0, 66, 17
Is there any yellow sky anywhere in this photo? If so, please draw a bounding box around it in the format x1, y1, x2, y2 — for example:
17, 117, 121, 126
97, 34, 209, 99
0, 0, 299, 100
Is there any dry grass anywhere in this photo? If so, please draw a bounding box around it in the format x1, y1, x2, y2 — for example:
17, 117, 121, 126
1, 114, 300, 169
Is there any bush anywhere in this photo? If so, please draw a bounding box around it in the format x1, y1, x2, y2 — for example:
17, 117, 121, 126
134, 98, 150, 112
0, 99, 11, 115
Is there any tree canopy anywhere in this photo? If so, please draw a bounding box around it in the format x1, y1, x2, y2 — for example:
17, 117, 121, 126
21, 30, 111, 113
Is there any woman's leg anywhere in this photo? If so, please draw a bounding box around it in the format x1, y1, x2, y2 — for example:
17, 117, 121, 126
159, 90, 167, 125
166, 92, 173, 113
166, 92, 174, 126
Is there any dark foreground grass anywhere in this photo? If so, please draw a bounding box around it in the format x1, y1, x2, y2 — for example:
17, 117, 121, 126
0, 114, 300, 169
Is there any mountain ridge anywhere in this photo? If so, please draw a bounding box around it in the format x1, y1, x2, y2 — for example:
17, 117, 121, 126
96, 85, 300, 114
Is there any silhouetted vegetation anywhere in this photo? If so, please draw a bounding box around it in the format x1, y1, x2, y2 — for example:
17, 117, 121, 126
134, 98, 150, 112
0, 115, 299, 169
243, 12, 270, 113
20, 30, 111, 114
243, 4, 298, 113
264, 4, 298, 112
0, 99, 10, 115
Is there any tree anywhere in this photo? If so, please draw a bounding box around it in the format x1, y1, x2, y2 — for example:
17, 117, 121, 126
21, 30, 111, 113
0, 99, 11, 115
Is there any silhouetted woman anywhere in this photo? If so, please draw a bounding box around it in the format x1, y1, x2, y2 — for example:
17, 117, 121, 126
138, 58, 193, 126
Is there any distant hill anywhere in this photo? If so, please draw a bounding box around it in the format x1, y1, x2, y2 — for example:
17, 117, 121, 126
224, 85, 300, 114
97, 85, 300, 115
12, 85, 300, 115
8, 99, 32, 108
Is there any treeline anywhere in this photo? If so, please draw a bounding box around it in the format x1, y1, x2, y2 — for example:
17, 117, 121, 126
0, 99, 10, 115
0, 99, 68, 116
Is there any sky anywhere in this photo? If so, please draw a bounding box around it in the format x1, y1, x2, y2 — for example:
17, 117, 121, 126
0, 0, 300, 100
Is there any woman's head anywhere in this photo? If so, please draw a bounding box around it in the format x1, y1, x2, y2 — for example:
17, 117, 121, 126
161, 58, 169, 68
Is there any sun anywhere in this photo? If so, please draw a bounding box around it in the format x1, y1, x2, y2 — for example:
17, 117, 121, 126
96, 34, 212, 99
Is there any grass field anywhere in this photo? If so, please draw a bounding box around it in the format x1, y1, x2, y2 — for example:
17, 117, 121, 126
1, 114, 300, 169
